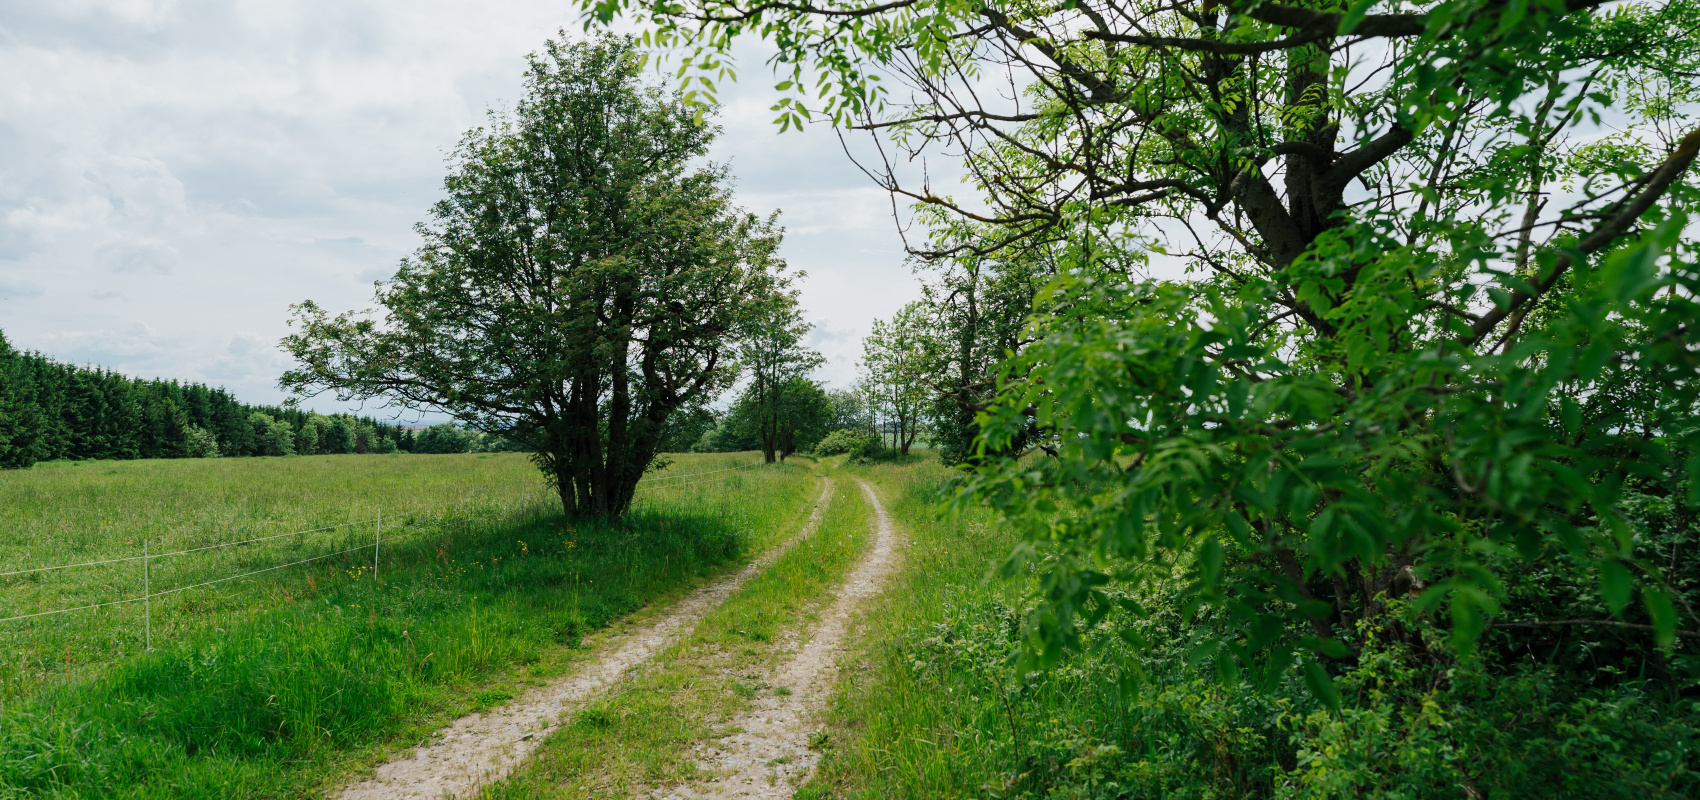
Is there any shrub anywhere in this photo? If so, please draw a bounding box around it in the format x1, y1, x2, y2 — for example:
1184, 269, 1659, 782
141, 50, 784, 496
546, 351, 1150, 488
812, 429, 882, 458
182, 425, 221, 458
414, 424, 476, 454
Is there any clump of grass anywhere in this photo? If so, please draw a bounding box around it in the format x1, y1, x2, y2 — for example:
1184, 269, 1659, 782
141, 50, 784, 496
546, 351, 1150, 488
0, 451, 814, 799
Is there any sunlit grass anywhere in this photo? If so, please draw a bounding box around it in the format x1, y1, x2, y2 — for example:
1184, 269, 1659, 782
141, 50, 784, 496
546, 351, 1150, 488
0, 451, 816, 799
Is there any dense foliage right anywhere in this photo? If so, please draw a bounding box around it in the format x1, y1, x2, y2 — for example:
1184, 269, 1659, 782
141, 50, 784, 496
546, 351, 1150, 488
587, 0, 1700, 792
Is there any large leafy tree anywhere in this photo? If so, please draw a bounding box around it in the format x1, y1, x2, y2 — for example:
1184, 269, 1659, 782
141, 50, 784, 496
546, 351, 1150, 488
896, 228, 1054, 465
585, 0, 1700, 683
282, 34, 793, 519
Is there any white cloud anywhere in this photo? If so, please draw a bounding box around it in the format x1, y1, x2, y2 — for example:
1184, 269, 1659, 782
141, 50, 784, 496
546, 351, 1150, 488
0, 1, 924, 415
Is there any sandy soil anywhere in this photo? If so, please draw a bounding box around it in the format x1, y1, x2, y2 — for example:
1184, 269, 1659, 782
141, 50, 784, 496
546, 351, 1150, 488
336, 478, 835, 800
653, 477, 902, 799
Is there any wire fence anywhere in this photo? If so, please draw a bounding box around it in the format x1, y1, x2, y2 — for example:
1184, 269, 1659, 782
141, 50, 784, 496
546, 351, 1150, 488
0, 512, 441, 633
637, 459, 765, 488
0, 458, 773, 646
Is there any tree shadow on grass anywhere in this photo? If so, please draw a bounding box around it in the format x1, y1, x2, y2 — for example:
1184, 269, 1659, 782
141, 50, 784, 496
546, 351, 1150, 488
0, 504, 751, 798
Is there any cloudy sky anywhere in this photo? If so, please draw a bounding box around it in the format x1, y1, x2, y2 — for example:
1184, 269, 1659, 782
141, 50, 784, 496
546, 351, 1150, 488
0, 0, 927, 417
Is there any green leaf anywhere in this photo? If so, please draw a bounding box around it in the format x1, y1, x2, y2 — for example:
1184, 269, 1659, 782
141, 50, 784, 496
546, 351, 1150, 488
1214, 648, 1242, 684
1302, 661, 1340, 711
1316, 637, 1352, 660
1643, 586, 1677, 649
1336, 0, 1379, 34
1599, 559, 1633, 614
1298, 599, 1335, 619
1199, 536, 1224, 588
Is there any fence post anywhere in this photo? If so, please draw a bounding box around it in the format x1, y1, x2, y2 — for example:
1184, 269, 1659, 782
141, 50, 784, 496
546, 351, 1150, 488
373, 509, 382, 584
143, 538, 152, 651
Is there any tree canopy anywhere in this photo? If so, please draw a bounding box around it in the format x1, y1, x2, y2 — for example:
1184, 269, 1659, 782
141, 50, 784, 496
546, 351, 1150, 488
581, 0, 1700, 694
282, 34, 794, 519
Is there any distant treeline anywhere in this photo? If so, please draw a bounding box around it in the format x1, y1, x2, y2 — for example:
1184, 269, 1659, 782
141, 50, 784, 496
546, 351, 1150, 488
0, 328, 516, 469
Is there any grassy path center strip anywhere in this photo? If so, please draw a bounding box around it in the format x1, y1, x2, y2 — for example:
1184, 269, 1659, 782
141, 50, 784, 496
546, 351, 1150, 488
660, 478, 904, 798
338, 478, 836, 800
479, 471, 875, 799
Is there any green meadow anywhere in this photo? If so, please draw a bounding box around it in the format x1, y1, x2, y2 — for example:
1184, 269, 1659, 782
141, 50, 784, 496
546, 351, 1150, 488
0, 451, 817, 799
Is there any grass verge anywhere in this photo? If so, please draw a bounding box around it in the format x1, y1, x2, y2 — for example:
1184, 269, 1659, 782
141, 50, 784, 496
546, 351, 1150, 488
0, 452, 813, 799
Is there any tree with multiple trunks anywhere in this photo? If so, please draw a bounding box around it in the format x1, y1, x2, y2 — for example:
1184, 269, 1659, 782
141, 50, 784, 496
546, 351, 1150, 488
860, 303, 930, 455
582, 0, 1700, 690
282, 34, 794, 519
734, 304, 826, 461
719, 375, 831, 457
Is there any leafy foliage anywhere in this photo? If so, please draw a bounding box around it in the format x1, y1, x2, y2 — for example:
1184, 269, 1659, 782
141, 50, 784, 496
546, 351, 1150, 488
281, 35, 793, 518
735, 302, 826, 462
718, 376, 831, 458
582, 0, 1700, 690
811, 428, 883, 459
814, 463, 1700, 800
860, 304, 929, 455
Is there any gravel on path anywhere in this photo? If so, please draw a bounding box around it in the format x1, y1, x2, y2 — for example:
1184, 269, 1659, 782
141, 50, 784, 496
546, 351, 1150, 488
654, 477, 902, 799
336, 477, 835, 800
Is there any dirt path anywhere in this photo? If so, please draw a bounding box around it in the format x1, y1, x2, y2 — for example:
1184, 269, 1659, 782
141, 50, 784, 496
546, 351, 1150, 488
337, 478, 835, 800
657, 477, 901, 799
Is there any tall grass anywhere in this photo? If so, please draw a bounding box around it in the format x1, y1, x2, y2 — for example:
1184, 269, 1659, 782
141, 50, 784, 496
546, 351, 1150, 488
0, 451, 811, 799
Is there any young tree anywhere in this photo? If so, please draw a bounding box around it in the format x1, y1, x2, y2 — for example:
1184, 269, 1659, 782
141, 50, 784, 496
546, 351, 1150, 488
861, 305, 928, 455
183, 425, 221, 458
721, 376, 830, 459
282, 34, 792, 518
735, 303, 825, 462
248, 412, 295, 457
903, 229, 1053, 466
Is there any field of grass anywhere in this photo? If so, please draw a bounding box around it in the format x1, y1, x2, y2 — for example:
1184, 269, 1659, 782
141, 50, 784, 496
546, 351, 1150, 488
0, 451, 814, 799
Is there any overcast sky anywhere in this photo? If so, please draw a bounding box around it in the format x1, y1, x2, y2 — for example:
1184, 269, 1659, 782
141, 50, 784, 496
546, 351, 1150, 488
0, 0, 926, 418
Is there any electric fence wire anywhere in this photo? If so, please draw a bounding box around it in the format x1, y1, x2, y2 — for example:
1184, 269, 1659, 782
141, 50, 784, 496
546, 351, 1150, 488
149, 519, 369, 560
638, 460, 765, 488
0, 519, 373, 577
0, 461, 770, 626
0, 513, 479, 625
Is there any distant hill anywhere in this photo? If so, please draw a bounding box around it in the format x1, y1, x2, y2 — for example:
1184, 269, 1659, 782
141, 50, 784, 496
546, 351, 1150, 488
0, 328, 412, 469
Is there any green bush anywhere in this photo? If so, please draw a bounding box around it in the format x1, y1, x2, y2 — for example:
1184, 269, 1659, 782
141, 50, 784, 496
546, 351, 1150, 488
812, 429, 883, 458
814, 462, 1700, 800
413, 424, 476, 454
182, 425, 220, 458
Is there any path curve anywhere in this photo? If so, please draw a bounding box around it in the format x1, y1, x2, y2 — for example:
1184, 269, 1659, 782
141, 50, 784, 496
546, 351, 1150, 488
661, 477, 901, 799
338, 478, 835, 800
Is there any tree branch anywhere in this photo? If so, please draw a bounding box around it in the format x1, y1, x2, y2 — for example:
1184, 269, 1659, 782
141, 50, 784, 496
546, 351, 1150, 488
1463, 128, 1700, 346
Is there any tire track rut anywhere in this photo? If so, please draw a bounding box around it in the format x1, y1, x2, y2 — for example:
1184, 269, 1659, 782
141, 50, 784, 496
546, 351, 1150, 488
656, 477, 901, 799
337, 478, 835, 800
